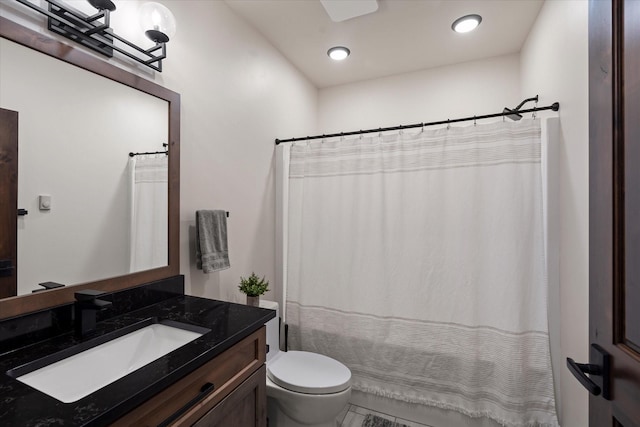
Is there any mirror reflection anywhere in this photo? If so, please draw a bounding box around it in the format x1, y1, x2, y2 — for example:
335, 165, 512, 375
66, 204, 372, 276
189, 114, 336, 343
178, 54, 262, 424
0, 37, 169, 296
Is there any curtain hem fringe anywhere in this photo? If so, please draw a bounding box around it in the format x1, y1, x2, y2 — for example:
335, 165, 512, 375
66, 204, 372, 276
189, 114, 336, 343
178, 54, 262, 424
354, 385, 560, 427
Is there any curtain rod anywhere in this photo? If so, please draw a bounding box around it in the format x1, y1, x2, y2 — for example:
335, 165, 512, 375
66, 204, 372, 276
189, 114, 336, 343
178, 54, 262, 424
274, 96, 560, 145
129, 143, 168, 157
129, 150, 168, 157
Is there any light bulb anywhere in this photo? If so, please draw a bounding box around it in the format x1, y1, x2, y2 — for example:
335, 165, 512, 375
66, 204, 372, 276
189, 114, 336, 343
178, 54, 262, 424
451, 14, 482, 33
139, 2, 176, 42
327, 46, 350, 61
151, 10, 162, 29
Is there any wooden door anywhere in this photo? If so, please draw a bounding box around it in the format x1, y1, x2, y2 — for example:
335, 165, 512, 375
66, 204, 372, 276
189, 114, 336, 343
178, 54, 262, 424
587, 0, 640, 425
0, 108, 18, 299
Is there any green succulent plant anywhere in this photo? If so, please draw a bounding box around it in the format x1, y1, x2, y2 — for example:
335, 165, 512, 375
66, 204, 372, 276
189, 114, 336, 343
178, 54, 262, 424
238, 273, 270, 297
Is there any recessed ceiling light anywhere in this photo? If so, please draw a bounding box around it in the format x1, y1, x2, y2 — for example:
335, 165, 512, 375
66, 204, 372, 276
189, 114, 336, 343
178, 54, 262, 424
451, 14, 482, 33
327, 46, 351, 61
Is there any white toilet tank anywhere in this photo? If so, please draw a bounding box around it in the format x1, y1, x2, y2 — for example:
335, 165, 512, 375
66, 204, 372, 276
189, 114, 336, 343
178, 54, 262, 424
259, 300, 280, 362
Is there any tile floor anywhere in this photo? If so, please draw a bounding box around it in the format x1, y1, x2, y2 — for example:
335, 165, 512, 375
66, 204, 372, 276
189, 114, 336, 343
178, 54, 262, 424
338, 404, 433, 427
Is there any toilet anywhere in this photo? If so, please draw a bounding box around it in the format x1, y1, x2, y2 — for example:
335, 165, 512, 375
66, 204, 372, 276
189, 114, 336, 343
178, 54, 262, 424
260, 300, 352, 427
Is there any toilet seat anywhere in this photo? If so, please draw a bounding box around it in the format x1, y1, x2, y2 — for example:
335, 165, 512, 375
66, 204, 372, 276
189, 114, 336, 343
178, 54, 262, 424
267, 351, 351, 395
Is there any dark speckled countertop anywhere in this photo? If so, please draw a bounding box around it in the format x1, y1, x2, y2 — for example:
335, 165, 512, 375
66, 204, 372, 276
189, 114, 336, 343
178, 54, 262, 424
0, 295, 275, 427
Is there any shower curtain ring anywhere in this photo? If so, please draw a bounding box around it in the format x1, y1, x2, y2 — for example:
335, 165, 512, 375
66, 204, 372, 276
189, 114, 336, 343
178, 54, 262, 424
447, 119, 450, 130
474, 116, 477, 126
532, 100, 538, 120
421, 122, 425, 133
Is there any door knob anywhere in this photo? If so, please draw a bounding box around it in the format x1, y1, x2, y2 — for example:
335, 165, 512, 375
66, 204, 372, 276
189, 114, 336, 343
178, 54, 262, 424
566, 343, 611, 400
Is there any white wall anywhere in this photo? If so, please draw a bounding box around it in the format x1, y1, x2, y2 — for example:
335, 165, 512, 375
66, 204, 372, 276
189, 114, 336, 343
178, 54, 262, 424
0, 1, 318, 302
520, 1, 590, 426
318, 54, 520, 132
159, 1, 317, 302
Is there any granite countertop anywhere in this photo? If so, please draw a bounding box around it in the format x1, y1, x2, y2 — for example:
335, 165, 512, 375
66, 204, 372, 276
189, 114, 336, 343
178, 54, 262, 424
0, 295, 275, 427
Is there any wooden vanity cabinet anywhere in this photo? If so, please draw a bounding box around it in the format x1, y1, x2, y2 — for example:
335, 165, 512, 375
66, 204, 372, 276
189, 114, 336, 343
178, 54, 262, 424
113, 327, 267, 427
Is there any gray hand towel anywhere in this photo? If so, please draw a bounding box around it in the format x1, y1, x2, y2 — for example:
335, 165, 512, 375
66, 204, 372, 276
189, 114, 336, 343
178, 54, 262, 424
195, 210, 230, 273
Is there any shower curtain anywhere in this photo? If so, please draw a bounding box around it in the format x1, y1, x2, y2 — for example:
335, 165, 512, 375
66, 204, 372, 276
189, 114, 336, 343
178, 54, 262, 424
128, 155, 168, 272
282, 120, 559, 427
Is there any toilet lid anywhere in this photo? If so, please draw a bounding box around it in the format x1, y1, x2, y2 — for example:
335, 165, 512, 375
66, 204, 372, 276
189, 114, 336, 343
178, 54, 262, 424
267, 351, 351, 394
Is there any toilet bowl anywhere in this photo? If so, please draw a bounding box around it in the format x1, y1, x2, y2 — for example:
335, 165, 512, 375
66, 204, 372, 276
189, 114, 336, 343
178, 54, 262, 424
260, 300, 351, 427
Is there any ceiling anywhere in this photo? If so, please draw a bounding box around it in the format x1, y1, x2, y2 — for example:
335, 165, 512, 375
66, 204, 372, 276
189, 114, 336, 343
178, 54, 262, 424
224, 0, 545, 89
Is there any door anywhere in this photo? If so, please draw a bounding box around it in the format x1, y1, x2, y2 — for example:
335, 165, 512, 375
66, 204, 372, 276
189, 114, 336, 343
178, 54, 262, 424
585, 0, 640, 425
0, 107, 18, 298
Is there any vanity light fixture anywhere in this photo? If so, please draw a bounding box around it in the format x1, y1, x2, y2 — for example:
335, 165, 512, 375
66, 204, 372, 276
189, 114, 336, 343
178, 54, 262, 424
139, 2, 177, 44
451, 14, 482, 33
13, 0, 176, 72
327, 46, 351, 61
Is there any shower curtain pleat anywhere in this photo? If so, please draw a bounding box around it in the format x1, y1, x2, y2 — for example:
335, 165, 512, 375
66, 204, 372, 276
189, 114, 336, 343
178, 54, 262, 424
284, 120, 559, 427
128, 155, 168, 272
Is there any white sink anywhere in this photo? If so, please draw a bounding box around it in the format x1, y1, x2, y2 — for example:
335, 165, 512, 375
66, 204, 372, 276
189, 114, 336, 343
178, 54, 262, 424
11, 321, 207, 403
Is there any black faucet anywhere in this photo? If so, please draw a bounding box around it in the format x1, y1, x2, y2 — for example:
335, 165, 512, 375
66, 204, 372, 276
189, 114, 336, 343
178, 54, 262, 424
74, 289, 112, 338
32, 281, 65, 293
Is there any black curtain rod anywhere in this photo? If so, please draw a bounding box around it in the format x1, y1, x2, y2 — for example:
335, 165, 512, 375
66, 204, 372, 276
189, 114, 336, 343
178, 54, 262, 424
129, 143, 169, 157
129, 150, 168, 157
274, 99, 560, 145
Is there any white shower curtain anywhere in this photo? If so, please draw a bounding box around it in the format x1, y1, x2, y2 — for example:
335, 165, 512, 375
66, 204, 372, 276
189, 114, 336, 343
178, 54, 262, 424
128, 155, 168, 272
284, 120, 558, 427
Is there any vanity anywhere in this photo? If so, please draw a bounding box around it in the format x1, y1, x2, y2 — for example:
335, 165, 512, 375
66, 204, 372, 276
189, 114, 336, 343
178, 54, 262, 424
0, 11, 273, 427
0, 276, 274, 426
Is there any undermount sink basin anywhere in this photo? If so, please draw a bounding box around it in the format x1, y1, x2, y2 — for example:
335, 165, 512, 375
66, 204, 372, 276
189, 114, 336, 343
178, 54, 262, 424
7, 319, 210, 403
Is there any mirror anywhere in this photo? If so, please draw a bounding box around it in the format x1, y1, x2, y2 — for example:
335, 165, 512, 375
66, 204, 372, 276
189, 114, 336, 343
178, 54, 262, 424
2, 37, 168, 296
0, 17, 180, 317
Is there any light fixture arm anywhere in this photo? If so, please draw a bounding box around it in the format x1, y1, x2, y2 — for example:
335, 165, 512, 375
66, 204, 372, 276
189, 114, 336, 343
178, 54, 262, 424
13, 0, 170, 72
84, 9, 110, 36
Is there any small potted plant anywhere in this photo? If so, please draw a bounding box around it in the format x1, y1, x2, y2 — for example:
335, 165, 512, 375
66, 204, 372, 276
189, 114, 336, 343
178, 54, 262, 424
238, 273, 269, 306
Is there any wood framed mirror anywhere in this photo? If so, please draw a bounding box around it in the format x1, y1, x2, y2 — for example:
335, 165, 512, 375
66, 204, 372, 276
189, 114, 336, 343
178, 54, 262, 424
0, 16, 180, 320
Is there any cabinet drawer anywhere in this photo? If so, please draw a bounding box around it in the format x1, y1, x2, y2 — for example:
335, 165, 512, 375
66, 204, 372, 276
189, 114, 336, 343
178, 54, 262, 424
112, 326, 266, 427
193, 365, 266, 427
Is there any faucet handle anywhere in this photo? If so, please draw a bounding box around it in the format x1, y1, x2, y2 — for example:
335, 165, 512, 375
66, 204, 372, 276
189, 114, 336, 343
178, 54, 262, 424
75, 289, 113, 309
32, 281, 66, 293
75, 289, 106, 301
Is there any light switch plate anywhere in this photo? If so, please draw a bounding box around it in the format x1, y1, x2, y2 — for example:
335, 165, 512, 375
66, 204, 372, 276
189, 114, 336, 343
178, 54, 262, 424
39, 195, 51, 210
